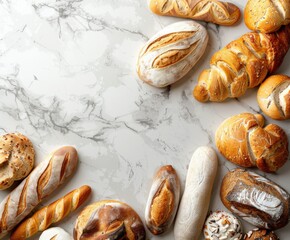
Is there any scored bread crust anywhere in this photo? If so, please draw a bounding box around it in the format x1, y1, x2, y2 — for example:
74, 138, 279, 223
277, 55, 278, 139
257, 74, 290, 120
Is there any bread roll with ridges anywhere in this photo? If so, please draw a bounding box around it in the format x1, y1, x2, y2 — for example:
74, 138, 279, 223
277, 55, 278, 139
137, 21, 208, 87
193, 25, 290, 102
245, 0, 290, 33
39, 227, 73, 240
145, 165, 181, 235
221, 169, 290, 230
74, 200, 146, 240
174, 146, 218, 240
257, 75, 290, 120
148, 0, 240, 26
11, 185, 91, 240
0, 146, 78, 239
215, 113, 288, 172
0, 132, 35, 190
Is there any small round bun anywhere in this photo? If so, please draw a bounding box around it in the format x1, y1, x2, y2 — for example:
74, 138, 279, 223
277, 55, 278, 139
39, 227, 73, 240
244, 228, 279, 240
204, 211, 243, 240
74, 200, 146, 240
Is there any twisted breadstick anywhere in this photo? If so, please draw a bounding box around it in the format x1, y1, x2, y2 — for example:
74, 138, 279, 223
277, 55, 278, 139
11, 185, 91, 240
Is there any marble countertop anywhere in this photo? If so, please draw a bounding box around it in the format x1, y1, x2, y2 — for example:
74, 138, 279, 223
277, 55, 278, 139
0, 0, 290, 239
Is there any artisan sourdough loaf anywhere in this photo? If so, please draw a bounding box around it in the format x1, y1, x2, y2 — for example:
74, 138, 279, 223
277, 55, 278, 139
137, 21, 208, 87
148, 0, 240, 25
221, 169, 290, 230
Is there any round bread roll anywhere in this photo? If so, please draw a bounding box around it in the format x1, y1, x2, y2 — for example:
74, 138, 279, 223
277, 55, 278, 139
74, 200, 146, 240
257, 74, 290, 120
39, 227, 73, 240
137, 21, 208, 87
0, 132, 35, 189
244, 228, 279, 240
204, 211, 243, 240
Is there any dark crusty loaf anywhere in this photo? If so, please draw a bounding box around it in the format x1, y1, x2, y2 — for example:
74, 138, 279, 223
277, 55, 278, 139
244, 228, 279, 240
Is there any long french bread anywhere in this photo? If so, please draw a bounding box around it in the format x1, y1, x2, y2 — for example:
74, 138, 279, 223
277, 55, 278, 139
0, 146, 78, 239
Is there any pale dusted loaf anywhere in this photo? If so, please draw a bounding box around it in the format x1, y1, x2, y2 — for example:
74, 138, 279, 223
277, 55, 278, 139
245, 0, 290, 33
39, 227, 73, 240
221, 169, 290, 230
149, 0, 240, 25
257, 74, 290, 120
0, 132, 35, 190
137, 21, 208, 87
215, 113, 288, 172
0, 146, 78, 238
193, 25, 290, 102
174, 146, 218, 240
74, 200, 146, 240
145, 165, 180, 235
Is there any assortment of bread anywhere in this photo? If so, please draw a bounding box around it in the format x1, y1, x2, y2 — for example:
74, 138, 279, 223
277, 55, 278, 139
215, 113, 288, 172
137, 21, 208, 87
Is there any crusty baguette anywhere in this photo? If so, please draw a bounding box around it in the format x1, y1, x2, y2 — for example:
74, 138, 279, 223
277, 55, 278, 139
148, 0, 240, 26
10, 185, 91, 240
193, 25, 290, 102
245, 0, 290, 33
0, 146, 78, 239
174, 146, 218, 240
257, 74, 290, 120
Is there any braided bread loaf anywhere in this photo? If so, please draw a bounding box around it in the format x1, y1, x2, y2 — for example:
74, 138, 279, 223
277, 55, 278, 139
0, 146, 78, 238
11, 185, 91, 240
193, 25, 290, 102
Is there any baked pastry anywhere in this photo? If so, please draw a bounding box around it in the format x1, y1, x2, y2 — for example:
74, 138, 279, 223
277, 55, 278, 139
193, 25, 290, 102
145, 165, 180, 235
221, 168, 290, 230
11, 185, 91, 240
39, 227, 73, 240
74, 200, 146, 240
137, 21, 208, 87
215, 113, 288, 172
245, 0, 290, 33
244, 228, 279, 240
174, 146, 218, 240
257, 74, 290, 120
203, 211, 243, 240
0, 146, 78, 239
148, 0, 240, 25
0, 132, 35, 189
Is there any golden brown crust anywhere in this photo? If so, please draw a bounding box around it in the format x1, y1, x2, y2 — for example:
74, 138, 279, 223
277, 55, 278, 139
149, 0, 240, 25
244, 228, 279, 240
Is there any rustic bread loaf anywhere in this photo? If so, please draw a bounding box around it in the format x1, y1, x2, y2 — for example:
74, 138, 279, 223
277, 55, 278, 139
220, 168, 290, 230
257, 74, 290, 120
137, 21, 208, 87
215, 113, 288, 172
148, 0, 240, 25
244, 228, 279, 240
145, 165, 181, 235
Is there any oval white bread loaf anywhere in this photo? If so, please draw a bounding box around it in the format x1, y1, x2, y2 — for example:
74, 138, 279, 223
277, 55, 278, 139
257, 74, 290, 120
39, 227, 73, 240
174, 146, 218, 240
0, 146, 78, 238
145, 165, 181, 235
137, 21, 208, 87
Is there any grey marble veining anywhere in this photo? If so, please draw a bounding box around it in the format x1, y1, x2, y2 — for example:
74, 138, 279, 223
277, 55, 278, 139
0, 0, 290, 239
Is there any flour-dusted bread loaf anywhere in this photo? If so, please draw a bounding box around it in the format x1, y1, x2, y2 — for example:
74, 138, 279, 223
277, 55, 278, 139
137, 21, 208, 87
193, 25, 290, 102
215, 113, 288, 172
74, 200, 146, 240
39, 227, 73, 240
0, 132, 35, 190
145, 165, 181, 235
221, 169, 290, 230
148, 0, 240, 25
0, 146, 78, 239
257, 75, 290, 120
244, 228, 279, 240
174, 146, 218, 240
245, 0, 290, 33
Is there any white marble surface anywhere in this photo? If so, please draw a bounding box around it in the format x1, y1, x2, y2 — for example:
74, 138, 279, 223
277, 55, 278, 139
0, 0, 290, 239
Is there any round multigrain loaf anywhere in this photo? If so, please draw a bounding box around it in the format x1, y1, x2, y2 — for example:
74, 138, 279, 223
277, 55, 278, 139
244, 228, 279, 240
137, 21, 208, 87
